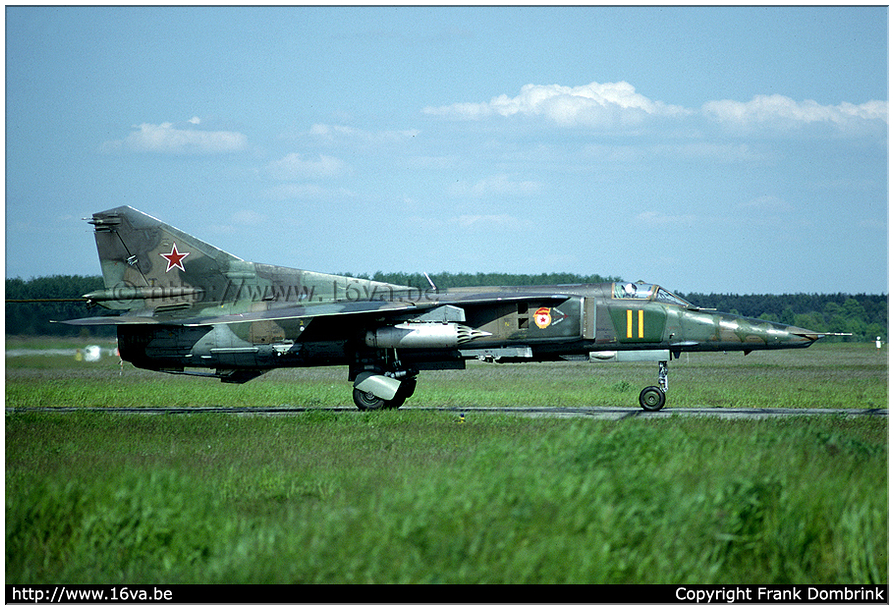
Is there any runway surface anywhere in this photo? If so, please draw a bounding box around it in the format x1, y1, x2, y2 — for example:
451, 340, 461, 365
6, 405, 888, 420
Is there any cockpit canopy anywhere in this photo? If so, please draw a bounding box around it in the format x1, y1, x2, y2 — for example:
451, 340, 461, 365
612, 282, 693, 308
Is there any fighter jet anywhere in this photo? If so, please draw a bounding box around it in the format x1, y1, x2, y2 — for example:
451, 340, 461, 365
61, 206, 825, 411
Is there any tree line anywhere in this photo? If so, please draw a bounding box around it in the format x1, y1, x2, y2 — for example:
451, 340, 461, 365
6, 275, 109, 337
677, 292, 887, 343
6, 274, 888, 341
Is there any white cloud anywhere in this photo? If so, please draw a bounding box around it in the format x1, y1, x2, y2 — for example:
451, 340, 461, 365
206, 210, 268, 237
635, 210, 700, 226
424, 81, 691, 128
102, 121, 247, 154
263, 183, 355, 201
739, 195, 791, 213
308, 123, 420, 143
231, 209, 267, 225
583, 142, 759, 164
702, 95, 888, 131
406, 213, 534, 233
450, 174, 541, 198
450, 214, 533, 231
266, 153, 348, 180
424, 81, 886, 137
636, 199, 797, 232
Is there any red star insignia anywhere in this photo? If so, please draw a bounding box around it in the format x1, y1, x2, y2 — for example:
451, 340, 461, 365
160, 243, 189, 272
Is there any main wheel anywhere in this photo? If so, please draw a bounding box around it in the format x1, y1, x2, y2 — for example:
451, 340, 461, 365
353, 388, 386, 411
638, 386, 666, 411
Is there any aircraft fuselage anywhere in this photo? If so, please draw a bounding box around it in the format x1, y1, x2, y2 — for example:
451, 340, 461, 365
117, 282, 817, 376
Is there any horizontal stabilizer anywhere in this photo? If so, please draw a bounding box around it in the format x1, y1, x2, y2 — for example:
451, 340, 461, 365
57, 299, 428, 326
83, 286, 206, 303
55, 315, 159, 326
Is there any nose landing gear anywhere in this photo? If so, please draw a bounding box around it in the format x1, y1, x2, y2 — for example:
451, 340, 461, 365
638, 360, 668, 411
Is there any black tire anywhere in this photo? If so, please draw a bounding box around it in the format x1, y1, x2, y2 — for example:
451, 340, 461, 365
353, 388, 386, 411
638, 386, 666, 411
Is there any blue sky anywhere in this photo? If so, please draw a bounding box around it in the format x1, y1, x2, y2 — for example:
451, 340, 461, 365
6, 5, 888, 295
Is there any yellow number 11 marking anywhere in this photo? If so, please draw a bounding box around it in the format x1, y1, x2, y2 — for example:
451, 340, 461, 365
626, 309, 644, 339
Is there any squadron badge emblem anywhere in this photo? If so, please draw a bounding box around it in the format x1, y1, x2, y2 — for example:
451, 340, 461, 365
534, 306, 552, 329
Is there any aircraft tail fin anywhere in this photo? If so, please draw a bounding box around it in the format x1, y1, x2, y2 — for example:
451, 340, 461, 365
85, 206, 244, 310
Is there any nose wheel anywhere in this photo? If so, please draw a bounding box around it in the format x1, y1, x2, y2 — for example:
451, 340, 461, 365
638, 360, 669, 411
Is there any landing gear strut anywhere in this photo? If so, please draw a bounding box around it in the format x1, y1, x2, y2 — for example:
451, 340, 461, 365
638, 360, 668, 411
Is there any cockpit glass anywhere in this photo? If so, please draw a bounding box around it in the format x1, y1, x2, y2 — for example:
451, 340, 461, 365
613, 282, 655, 300
613, 282, 693, 307
655, 287, 692, 307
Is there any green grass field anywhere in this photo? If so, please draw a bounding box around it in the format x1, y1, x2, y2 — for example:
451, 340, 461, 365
5, 339, 888, 584
5, 338, 888, 410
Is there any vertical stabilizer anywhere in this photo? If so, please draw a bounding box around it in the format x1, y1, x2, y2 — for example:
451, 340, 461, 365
87, 206, 243, 310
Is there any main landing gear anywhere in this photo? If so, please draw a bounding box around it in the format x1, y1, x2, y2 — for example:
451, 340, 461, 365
352, 373, 417, 410
638, 360, 668, 411
351, 355, 418, 411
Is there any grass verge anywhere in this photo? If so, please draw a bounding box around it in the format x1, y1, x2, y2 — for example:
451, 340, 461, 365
6, 411, 887, 584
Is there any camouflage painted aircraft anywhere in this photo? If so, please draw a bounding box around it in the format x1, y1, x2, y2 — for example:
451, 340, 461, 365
61, 206, 827, 411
